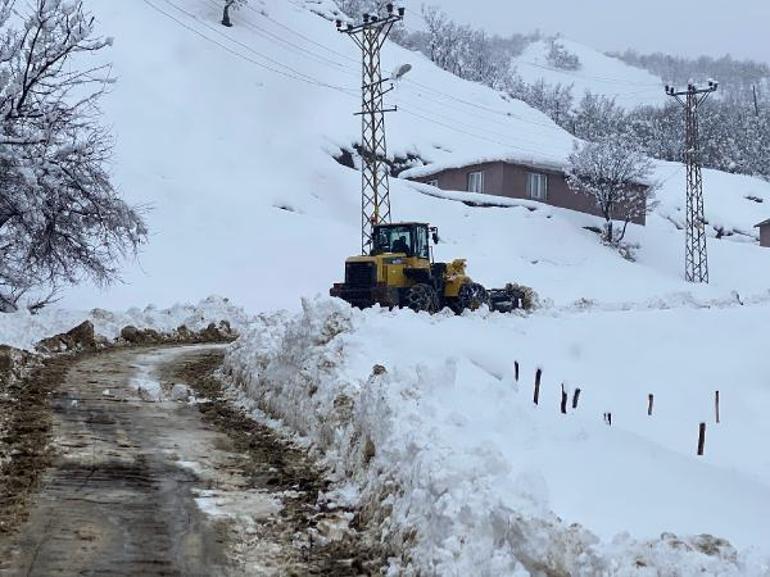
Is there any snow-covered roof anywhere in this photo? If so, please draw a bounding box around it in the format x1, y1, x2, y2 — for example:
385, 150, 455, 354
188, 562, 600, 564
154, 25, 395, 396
755, 219, 770, 228
400, 151, 568, 180
400, 149, 660, 188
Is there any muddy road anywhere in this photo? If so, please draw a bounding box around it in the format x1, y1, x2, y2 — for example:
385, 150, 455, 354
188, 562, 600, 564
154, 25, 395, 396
0, 346, 379, 577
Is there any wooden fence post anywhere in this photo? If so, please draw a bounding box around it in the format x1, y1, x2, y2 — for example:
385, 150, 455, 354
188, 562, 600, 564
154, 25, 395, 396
647, 394, 654, 416
533, 368, 542, 405
572, 388, 581, 410
560, 384, 568, 414
697, 422, 706, 456
715, 391, 720, 424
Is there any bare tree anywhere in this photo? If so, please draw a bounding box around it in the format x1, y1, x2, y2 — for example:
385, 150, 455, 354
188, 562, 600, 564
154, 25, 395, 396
0, 0, 147, 312
421, 5, 508, 87
566, 137, 657, 244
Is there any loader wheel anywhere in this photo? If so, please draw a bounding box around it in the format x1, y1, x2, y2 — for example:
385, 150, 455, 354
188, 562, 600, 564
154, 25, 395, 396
405, 284, 438, 313
457, 282, 489, 312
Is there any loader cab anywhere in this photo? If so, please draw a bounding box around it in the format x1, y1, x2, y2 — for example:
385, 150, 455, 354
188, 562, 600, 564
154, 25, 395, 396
371, 222, 438, 260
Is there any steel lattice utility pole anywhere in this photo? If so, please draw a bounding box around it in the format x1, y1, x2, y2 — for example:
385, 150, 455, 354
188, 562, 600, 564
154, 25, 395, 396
337, 4, 404, 254
665, 81, 718, 283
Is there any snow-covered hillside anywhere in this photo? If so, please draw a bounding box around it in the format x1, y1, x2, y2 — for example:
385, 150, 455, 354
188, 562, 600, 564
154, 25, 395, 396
511, 38, 667, 109
3, 1, 770, 574
68, 0, 770, 313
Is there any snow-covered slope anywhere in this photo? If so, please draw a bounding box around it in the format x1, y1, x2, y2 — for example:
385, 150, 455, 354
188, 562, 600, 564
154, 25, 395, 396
511, 38, 667, 108
7, 1, 770, 574
68, 0, 770, 313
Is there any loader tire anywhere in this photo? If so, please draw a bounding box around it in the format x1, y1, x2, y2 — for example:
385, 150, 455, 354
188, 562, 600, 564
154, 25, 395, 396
405, 284, 438, 313
456, 282, 489, 313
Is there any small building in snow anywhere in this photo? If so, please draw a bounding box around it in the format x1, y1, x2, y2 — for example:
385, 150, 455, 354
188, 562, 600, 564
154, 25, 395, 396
756, 219, 770, 247
401, 157, 649, 226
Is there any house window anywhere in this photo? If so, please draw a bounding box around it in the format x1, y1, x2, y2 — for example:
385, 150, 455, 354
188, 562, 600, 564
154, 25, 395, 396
467, 171, 485, 193
527, 172, 548, 201
426, 179, 439, 187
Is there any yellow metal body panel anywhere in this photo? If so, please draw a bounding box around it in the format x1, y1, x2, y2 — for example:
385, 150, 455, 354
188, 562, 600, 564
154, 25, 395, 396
346, 253, 431, 288
346, 254, 471, 296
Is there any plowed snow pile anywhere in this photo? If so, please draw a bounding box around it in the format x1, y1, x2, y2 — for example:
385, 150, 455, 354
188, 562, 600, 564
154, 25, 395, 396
224, 298, 770, 576
0, 296, 250, 351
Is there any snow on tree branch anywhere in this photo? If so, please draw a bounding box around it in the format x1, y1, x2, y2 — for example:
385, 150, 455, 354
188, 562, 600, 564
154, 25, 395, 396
546, 39, 580, 71
420, 5, 510, 88
0, 0, 147, 312
566, 137, 657, 245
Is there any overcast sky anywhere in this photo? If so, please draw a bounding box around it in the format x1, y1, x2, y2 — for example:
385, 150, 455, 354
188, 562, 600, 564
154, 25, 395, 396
402, 0, 770, 64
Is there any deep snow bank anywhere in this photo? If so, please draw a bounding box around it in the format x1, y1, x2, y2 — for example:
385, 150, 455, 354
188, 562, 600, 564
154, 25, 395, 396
0, 296, 251, 351
223, 298, 770, 576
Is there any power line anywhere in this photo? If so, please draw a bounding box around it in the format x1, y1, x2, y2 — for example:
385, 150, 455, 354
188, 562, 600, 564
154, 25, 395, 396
241, 0, 359, 64
392, 97, 560, 156
398, 106, 558, 156
201, 0, 357, 73
402, 79, 562, 132
410, 6, 662, 88
189, 0, 567, 138
138, 0, 632, 173
220, 0, 668, 138
157, 0, 357, 92
514, 58, 663, 88
142, 0, 562, 165
233, 0, 664, 123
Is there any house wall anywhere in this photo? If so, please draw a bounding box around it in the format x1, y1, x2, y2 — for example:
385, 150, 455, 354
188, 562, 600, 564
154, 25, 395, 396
423, 161, 505, 195
414, 161, 647, 225
761, 224, 770, 247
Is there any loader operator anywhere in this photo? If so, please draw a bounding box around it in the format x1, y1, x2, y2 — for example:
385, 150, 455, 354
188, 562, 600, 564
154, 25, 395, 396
392, 235, 409, 254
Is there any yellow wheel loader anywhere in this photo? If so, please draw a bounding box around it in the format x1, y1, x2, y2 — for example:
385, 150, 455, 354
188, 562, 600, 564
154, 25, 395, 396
330, 222, 524, 314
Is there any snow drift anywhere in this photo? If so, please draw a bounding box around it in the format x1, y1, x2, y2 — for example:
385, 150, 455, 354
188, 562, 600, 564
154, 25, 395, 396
0, 296, 251, 351
223, 297, 770, 576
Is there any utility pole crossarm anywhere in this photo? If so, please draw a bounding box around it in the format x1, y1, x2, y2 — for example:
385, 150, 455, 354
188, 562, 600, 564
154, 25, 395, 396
665, 80, 719, 284
336, 3, 405, 255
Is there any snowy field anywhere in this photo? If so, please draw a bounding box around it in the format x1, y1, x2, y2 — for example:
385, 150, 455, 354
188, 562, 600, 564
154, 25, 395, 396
225, 298, 770, 576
